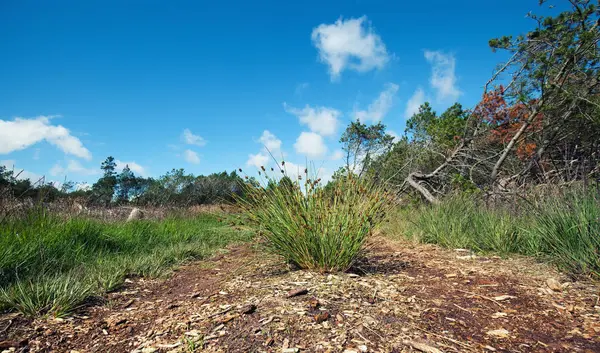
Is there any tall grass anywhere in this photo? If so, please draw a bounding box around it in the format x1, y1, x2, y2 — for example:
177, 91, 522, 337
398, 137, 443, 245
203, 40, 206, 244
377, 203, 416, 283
526, 190, 600, 277
237, 167, 391, 272
400, 196, 525, 254
395, 188, 600, 278
0, 210, 250, 317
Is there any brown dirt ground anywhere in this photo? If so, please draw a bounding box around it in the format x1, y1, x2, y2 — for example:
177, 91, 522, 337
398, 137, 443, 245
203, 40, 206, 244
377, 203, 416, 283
1, 238, 599, 353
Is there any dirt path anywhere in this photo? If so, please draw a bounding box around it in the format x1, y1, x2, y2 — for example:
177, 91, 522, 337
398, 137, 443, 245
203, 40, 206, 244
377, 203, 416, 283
1, 238, 599, 353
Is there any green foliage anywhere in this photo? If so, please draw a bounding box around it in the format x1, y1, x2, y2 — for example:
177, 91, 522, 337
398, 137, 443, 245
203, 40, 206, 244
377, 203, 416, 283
340, 120, 395, 176
0, 211, 250, 316
405, 102, 468, 147
237, 166, 391, 272
91, 156, 118, 205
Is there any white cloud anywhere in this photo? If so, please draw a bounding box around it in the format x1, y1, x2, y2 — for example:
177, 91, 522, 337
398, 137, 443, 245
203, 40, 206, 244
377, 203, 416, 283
330, 149, 345, 161
294, 132, 328, 159
0, 116, 92, 160
424, 50, 461, 102
1, 160, 44, 183
50, 160, 99, 177
404, 88, 426, 118
354, 83, 399, 123
181, 129, 206, 147
183, 149, 200, 164
258, 130, 282, 153
246, 152, 270, 169
115, 160, 147, 176
388, 130, 401, 143
284, 103, 341, 137
75, 183, 92, 191
312, 16, 390, 80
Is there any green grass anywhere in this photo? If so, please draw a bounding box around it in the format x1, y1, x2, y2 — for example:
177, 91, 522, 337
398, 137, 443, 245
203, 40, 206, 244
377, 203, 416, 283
237, 170, 391, 272
0, 210, 251, 317
391, 189, 600, 278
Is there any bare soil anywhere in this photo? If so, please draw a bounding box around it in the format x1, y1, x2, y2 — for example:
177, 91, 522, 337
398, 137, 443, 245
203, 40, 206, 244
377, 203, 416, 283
1, 238, 599, 353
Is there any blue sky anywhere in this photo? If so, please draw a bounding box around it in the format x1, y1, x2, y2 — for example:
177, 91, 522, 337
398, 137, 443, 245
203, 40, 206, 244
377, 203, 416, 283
0, 0, 557, 186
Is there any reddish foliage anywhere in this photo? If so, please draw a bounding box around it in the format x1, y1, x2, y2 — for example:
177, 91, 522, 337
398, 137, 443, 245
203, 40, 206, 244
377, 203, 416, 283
473, 87, 542, 160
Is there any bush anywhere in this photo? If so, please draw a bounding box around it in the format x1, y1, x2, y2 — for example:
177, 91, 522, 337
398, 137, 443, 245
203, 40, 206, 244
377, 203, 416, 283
237, 167, 391, 272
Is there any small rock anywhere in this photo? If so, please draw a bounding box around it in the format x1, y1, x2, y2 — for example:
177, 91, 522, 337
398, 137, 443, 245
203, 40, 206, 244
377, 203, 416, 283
358, 345, 368, 352
126, 208, 144, 221
287, 287, 308, 298
282, 349, 299, 353
546, 278, 563, 291
141, 348, 157, 353
486, 329, 510, 338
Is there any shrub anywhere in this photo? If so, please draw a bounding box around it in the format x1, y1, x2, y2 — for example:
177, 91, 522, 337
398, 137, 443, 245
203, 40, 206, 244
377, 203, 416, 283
237, 166, 391, 272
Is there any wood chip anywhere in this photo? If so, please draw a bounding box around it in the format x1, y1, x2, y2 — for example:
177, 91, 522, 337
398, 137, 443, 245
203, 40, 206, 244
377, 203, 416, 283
486, 329, 510, 338
493, 295, 516, 301
403, 340, 443, 353
314, 311, 330, 323
239, 304, 257, 315
287, 287, 308, 298
546, 278, 563, 292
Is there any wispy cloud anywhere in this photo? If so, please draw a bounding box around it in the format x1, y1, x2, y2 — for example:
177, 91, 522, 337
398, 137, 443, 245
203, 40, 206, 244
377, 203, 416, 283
294, 82, 310, 96
354, 83, 399, 123
181, 128, 207, 147
0, 116, 92, 160
1, 159, 44, 182
312, 16, 390, 80
50, 160, 99, 177
183, 149, 200, 164
404, 87, 426, 118
424, 50, 461, 102
115, 160, 147, 176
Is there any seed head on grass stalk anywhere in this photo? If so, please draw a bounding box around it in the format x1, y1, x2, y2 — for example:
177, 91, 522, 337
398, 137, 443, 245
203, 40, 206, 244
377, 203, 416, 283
235, 163, 393, 272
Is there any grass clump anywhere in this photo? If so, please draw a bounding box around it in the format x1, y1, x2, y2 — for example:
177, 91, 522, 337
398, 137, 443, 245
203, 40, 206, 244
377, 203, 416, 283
0, 274, 94, 317
237, 165, 391, 272
0, 210, 250, 316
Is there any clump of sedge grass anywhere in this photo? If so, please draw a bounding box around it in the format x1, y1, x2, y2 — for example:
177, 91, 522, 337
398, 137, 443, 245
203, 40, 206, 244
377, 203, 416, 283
236, 163, 392, 272
0, 273, 95, 317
